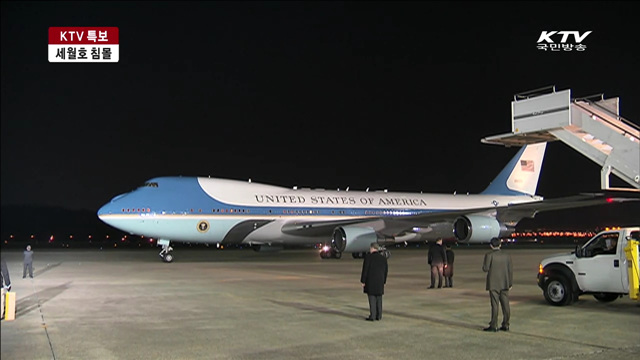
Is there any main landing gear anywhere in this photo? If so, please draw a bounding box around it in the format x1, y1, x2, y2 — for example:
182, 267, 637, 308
319, 245, 342, 259
318, 246, 391, 260
158, 239, 174, 263
355, 248, 391, 259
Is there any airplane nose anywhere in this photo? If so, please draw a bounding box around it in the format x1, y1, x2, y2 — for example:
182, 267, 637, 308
97, 193, 126, 218
97, 203, 113, 219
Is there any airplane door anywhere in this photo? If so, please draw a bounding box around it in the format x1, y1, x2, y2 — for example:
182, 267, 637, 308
574, 232, 625, 293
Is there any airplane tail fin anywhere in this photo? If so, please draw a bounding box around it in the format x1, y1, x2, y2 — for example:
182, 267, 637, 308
481, 142, 547, 196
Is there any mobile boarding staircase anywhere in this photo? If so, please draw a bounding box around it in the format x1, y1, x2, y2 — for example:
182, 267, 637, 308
482, 86, 640, 192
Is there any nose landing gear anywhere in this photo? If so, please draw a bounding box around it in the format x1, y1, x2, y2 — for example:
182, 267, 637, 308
158, 239, 174, 263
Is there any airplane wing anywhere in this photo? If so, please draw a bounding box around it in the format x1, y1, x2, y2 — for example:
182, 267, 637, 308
493, 192, 640, 225
281, 217, 379, 236
280, 192, 639, 240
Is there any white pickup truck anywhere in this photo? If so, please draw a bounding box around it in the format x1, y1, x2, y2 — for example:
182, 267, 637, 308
537, 227, 640, 306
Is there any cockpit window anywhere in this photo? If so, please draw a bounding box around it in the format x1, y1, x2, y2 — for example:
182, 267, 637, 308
139, 182, 159, 188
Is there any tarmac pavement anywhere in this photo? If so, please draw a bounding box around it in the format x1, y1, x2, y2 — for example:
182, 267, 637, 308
1, 246, 639, 360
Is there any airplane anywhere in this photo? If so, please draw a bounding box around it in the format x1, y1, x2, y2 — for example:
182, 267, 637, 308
97, 142, 635, 262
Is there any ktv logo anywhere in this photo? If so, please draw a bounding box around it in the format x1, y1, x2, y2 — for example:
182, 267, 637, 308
536, 31, 592, 52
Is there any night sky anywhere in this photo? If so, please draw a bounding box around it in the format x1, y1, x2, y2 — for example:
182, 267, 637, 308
1, 1, 638, 218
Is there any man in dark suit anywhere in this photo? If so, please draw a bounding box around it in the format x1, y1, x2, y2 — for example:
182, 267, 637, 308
361, 243, 388, 321
427, 238, 447, 288
482, 237, 513, 332
443, 244, 455, 288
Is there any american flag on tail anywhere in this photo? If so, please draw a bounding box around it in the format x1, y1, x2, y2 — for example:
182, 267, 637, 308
520, 160, 534, 172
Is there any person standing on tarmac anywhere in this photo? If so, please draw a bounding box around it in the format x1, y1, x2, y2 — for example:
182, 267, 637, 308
361, 243, 388, 321
23, 244, 34, 278
482, 237, 513, 332
1, 255, 12, 320
427, 238, 447, 289
444, 244, 455, 287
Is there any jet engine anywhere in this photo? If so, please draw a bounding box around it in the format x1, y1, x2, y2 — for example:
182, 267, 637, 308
332, 226, 394, 253
453, 215, 511, 243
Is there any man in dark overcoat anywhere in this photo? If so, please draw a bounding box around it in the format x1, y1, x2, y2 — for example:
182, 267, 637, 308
361, 243, 388, 321
427, 238, 447, 288
482, 237, 513, 332
443, 244, 455, 287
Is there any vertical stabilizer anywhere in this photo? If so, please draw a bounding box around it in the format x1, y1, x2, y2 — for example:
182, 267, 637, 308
481, 142, 547, 196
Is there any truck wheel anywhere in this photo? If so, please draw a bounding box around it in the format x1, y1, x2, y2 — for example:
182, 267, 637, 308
593, 293, 618, 303
543, 275, 574, 306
